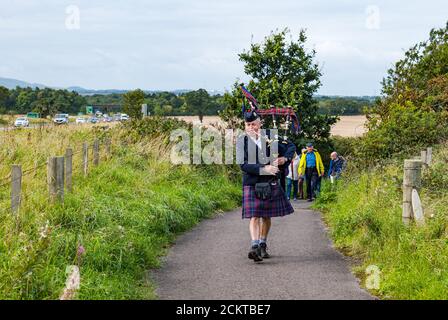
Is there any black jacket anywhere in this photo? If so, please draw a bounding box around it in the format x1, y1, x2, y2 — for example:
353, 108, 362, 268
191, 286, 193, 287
238, 130, 296, 186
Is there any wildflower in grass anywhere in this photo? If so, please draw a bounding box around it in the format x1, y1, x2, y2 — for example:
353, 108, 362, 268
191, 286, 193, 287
118, 225, 125, 237
60, 265, 80, 300
77, 244, 85, 263
38, 221, 50, 239
77, 245, 85, 256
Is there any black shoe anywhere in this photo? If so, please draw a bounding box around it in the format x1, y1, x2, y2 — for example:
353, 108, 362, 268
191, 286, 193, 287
259, 243, 270, 259
307, 198, 313, 202
248, 245, 263, 262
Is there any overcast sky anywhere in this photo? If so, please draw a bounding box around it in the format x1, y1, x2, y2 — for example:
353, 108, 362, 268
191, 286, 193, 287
0, 0, 446, 95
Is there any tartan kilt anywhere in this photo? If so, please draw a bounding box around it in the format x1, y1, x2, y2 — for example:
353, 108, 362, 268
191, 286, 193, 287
242, 184, 294, 219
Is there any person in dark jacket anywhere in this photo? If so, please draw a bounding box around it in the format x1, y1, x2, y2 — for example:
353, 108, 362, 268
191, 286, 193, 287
328, 152, 346, 183
238, 110, 296, 262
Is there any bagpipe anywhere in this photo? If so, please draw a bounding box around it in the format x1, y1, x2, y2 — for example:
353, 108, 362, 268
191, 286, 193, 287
240, 85, 301, 142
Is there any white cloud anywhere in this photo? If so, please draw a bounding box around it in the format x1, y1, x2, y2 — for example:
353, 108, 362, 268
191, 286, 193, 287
0, 0, 446, 95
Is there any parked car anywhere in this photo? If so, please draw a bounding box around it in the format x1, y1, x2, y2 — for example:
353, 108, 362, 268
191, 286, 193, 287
76, 117, 87, 124
53, 114, 69, 125
89, 117, 98, 124
14, 117, 29, 127
120, 113, 129, 121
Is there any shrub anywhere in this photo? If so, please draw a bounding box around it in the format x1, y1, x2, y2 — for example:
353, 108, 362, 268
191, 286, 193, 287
357, 103, 448, 163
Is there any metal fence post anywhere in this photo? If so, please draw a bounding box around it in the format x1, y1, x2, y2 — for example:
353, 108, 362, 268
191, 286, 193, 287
83, 142, 88, 176
11, 165, 22, 214
56, 156, 65, 202
65, 148, 73, 192
93, 139, 99, 166
48, 157, 57, 203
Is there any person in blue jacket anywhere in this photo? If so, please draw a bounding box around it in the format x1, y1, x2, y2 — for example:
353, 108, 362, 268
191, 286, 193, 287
328, 152, 346, 183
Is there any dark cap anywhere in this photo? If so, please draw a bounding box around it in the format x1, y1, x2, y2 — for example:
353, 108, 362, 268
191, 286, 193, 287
244, 110, 260, 123
306, 142, 313, 147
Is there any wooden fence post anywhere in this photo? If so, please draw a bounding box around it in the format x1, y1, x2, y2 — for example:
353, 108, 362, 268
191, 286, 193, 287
421, 150, 428, 168
34, 160, 38, 178
83, 142, 88, 176
105, 138, 111, 159
93, 139, 99, 166
56, 156, 65, 202
48, 156, 65, 203
403, 159, 422, 225
11, 164, 22, 214
65, 148, 73, 192
48, 157, 57, 203
426, 147, 433, 166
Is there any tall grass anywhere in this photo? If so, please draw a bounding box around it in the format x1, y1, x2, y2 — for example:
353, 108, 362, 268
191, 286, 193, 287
0, 123, 241, 299
314, 144, 448, 299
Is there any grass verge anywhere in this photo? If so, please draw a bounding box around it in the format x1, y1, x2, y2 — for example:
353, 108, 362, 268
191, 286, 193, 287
314, 144, 448, 299
0, 122, 241, 299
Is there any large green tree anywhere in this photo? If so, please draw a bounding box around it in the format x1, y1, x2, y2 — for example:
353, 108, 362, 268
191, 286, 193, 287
123, 89, 145, 119
0, 86, 9, 113
356, 22, 448, 163
184, 89, 211, 122
220, 28, 338, 144
376, 22, 448, 118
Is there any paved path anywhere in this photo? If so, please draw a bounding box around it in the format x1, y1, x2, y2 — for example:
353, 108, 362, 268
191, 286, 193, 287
152, 200, 373, 300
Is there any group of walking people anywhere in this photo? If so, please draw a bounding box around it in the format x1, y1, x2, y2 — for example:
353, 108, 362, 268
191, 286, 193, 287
285, 144, 346, 202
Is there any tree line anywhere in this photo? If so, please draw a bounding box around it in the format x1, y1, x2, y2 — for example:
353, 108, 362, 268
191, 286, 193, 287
0, 86, 87, 117
316, 96, 375, 115
0, 85, 371, 119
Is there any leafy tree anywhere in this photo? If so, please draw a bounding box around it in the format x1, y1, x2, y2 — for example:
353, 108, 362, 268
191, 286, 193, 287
184, 89, 211, 122
357, 22, 448, 163
359, 103, 448, 162
123, 89, 145, 119
376, 22, 448, 118
220, 28, 338, 145
16, 89, 35, 114
0, 86, 9, 110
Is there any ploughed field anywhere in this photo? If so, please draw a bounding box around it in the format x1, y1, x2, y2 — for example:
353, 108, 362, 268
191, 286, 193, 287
170, 115, 367, 137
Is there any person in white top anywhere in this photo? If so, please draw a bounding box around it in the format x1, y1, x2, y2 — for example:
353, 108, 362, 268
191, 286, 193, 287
286, 152, 300, 200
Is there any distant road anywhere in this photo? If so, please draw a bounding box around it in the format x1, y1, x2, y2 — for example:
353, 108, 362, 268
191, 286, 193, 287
0, 121, 116, 131
171, 115, 367, 137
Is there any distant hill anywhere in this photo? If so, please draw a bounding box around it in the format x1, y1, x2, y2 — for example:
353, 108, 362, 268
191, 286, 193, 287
0, 77, 192, 95
0, 77, 47, 89
0, 77, 228, 95
0, 77, 375, 99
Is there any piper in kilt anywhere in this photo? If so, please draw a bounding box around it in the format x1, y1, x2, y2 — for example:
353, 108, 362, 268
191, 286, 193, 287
238, 110, 296, 262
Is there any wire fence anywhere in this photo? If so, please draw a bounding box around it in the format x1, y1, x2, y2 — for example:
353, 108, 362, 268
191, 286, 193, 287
0, 137, 113, 215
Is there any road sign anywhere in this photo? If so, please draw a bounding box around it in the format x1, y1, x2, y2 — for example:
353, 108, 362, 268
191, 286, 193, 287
86, 106, 94, 115
27, 112, 40, 118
